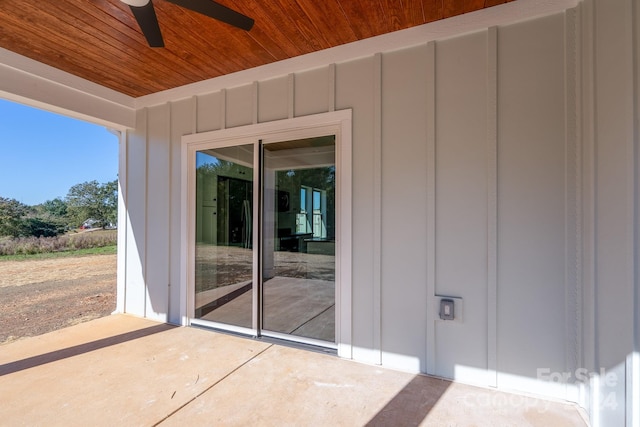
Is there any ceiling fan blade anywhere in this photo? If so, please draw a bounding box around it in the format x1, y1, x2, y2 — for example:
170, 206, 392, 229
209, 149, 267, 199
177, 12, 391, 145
128, 1, 165, 47
166, 0, 254, 31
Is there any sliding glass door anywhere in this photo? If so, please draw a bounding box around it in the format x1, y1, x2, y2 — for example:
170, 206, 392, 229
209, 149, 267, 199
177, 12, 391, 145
193, 144, 256, 330
261, 137, 336, 343
191, 136, 336, 346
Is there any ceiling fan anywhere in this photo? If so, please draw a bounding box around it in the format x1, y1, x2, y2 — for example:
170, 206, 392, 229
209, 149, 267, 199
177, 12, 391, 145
120, 0, 254, 48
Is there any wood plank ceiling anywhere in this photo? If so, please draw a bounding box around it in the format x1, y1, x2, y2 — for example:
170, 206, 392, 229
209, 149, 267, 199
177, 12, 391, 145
0, 0, 512, 98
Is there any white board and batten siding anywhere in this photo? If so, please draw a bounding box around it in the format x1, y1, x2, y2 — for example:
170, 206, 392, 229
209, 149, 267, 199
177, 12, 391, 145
124, 13, 571, 386
118, 1, 640, 425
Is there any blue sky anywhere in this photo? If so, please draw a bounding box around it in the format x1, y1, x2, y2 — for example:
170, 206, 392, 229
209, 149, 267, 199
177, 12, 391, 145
0, 99, 118, 206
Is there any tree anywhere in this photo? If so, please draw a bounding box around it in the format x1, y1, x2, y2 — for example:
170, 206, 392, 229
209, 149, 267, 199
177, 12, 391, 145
33, 198, 70, 233
0, 197, 30, 237
66, 180, 118, 229
21, 217, 65, 238
38, 198, 68, 218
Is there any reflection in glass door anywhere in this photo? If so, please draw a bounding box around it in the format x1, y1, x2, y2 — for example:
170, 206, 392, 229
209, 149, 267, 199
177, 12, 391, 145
194, 144, 255, 329
192, 136, 337, 346
262, 137, 336, 343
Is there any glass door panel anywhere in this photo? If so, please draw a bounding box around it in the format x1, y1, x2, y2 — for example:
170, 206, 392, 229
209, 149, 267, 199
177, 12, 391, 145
262, 137, 336, 342
194, 144, 254, 329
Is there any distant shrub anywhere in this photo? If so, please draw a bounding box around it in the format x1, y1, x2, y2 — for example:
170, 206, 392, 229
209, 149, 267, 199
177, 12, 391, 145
67, 232, 117, 250
0, 230, 117, 256
21, 217, 66, 238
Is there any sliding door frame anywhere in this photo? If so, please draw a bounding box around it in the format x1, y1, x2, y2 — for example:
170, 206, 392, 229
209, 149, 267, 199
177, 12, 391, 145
180, 110, 352, 358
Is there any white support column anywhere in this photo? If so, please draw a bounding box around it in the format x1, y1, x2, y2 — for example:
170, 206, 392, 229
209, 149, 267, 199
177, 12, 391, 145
115, 129, 128, 314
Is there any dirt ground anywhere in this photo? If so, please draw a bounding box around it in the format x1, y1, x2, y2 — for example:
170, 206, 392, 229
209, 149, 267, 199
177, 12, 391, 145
0, 248, 334, 345
0, 254, 116, 345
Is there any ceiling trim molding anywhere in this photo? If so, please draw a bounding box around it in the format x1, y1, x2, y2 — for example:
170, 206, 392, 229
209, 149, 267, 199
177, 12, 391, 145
135, 0, 579, 108
0, 47, 135, 129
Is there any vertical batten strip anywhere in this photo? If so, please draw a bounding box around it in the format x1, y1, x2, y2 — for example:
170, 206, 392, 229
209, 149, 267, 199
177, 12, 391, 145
125, 129, 132, 315
565, 7, 581, 401
373, 53, 382, 365
179, 112, 190, 326
166, 102, 172, 321
288, 73, 295, 118
486, 27, 498, 388
633, 0, 640, 425
626, 0, 638, 422
329, 64, 336, 112
575, 3, 586, 398
191, 95, 197, 134
425, 41, 436, 375
630, 0, 640, 424
220, 89, 227, 130
252, 81, 259, 124
581, 0, 598, 418
142, 107, 149, 317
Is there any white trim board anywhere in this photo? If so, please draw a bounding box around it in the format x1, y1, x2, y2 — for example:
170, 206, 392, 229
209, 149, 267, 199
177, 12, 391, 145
180, 110, 353, 358
0, 48, 135, 129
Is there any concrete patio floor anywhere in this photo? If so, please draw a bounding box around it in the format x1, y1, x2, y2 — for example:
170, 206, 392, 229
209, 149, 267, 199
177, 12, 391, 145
0, 314, 588, 426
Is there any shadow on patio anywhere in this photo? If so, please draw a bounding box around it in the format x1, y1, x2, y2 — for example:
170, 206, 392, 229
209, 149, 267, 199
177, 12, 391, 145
0, 323, 174, 377
0, 314, 587, 426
